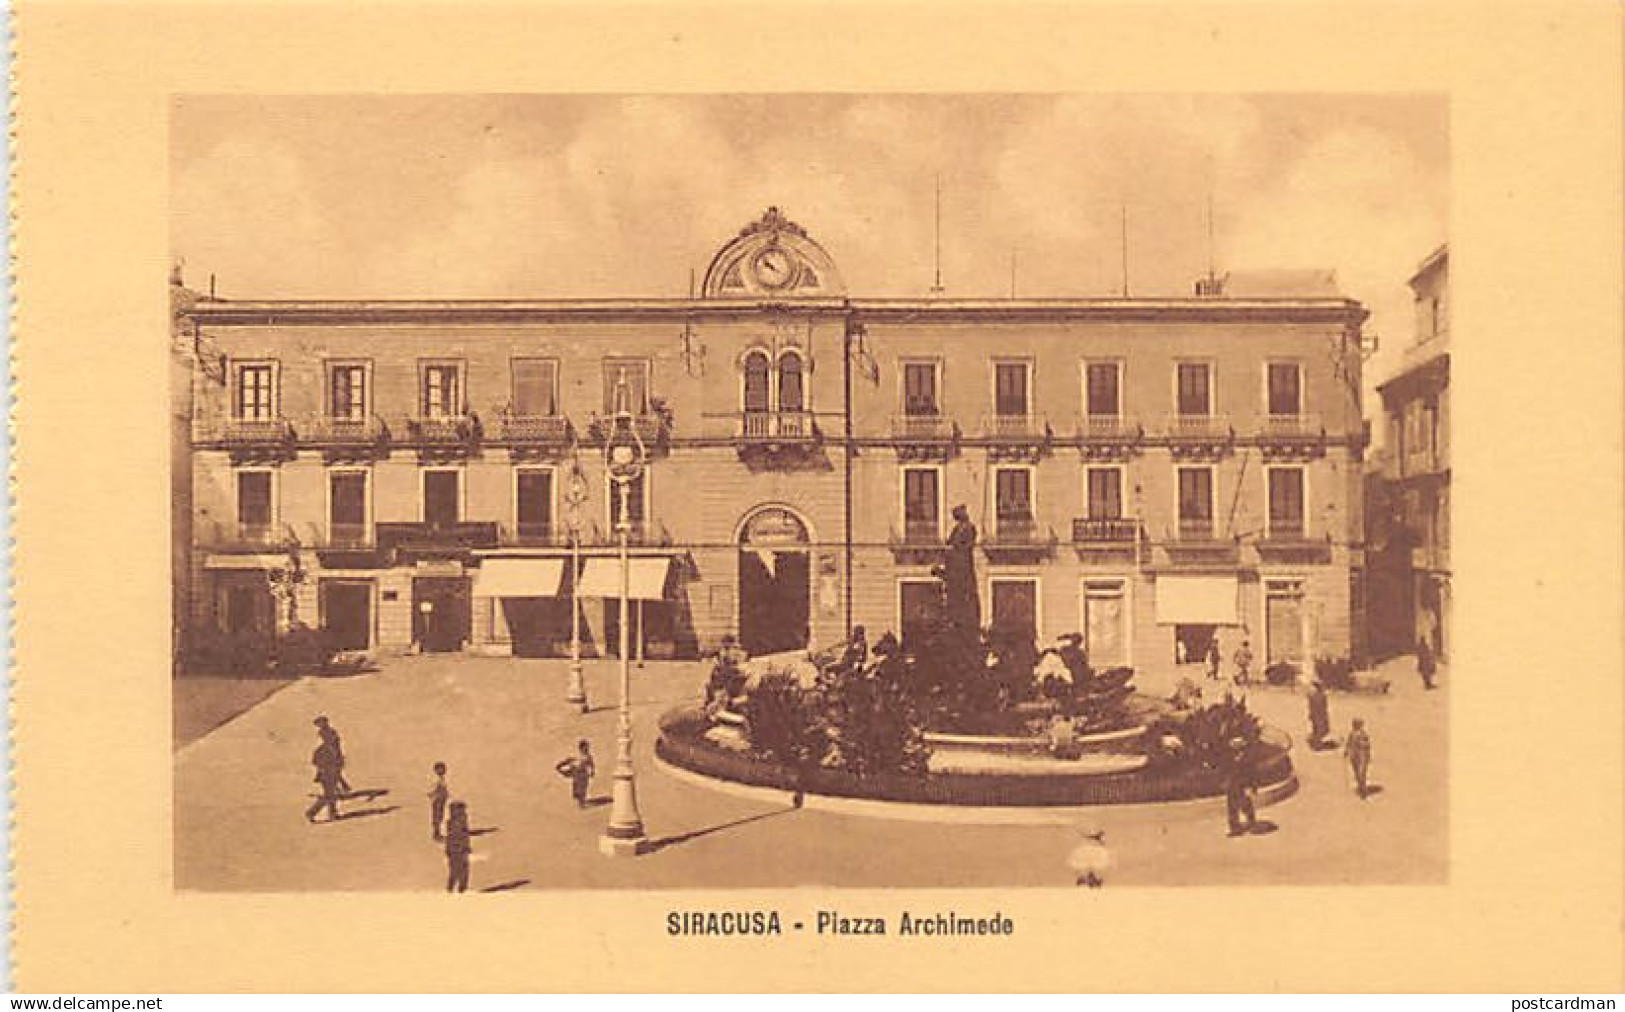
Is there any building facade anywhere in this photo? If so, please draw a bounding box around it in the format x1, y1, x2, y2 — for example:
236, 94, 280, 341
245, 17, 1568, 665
178, 207, 1369, 674
1370, 244, 1450, 659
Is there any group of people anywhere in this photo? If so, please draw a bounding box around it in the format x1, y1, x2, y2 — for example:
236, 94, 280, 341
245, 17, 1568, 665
1197, 634, 1255, 686
304, 715, 601, 893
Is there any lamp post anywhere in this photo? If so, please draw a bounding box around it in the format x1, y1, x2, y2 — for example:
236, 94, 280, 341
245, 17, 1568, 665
599, 399, 649, 857
564, 453, 589, 713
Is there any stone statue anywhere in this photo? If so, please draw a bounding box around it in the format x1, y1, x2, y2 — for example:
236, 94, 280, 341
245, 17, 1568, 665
943, 504, 981, 639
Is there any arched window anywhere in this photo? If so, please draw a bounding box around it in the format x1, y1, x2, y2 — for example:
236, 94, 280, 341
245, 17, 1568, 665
777, 352, 804, 412
742, 351, 771, 412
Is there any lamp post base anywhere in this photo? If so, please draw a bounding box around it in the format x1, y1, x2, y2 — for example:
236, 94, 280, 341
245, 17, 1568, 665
566, 660, 588, 713
597, 832, 651, 858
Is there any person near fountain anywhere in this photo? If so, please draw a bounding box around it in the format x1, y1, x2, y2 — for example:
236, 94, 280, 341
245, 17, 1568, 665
1224, 735, 1257, 837
942, 505, 981, 639
1306, 680, 1332, 750
1205, 636, 1222, 681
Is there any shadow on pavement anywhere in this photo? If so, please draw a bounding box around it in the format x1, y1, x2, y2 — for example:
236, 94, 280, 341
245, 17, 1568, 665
479, 879, 531, 893
645, 807, 798, 854
333, 805, 400, 821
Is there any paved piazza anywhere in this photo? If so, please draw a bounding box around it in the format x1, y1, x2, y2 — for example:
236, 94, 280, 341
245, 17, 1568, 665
175, 654, 1447, 890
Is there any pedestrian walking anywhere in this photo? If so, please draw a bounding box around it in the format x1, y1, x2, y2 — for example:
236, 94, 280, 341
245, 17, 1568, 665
1306, 680, 1331, 750
427, 761, 450, 841
555, 739, 596, 808
443, 801, 471, 893
1068, 824, 1112, 887
1417, 636, 1437, 690
1224, 736, 1257, 837
1232, 639, 1254, 686
1344, 718, 1373, 798
313, 715, 351, 794
303, 738, 345, 823
1205, 636, 1222, 681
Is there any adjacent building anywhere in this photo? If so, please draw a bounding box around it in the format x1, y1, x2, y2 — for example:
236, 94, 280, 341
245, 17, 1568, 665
1369, 244, 1450, 659
177, 206, 1369, 674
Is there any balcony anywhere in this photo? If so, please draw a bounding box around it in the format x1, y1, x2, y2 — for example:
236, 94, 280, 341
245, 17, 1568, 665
1258, 526, 1332, 564
1259, 412, 1328, 460
589, 519, 672, 548
736, 410, 820, 466
888, 412, 958, 461
499, 521, 574, 548
406, 413, 479, 443
309, 522, 384, 568
498, 412, 572, 446
1163, 519, 1241, 567
1072, 516, 1141, 544
585, 409, 672, 454
1075, 414, 1144, 460
199, 520, 298, 552
888, 519, 945, 563
304, 414, 389, 462
200, 416, 296, 463
981, 413, 1050, 461
983, 515, 1056, 561
1165, 413, 1233, 459
374, 521, 499, 561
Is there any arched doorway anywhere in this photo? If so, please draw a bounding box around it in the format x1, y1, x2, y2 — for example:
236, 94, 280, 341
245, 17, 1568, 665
737, 505, 812, 655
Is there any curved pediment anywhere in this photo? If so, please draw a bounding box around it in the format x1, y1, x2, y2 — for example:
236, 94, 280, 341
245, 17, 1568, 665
701, 206, 845, 299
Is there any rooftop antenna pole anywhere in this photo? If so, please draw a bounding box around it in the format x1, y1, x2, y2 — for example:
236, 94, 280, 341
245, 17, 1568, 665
209, 273, 216, 299
1010, 248, 1018, 299
930, 174, 945, 295
1119, 203, 1129, 297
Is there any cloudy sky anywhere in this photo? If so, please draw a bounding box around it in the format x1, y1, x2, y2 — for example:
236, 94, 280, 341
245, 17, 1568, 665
172, 93, 1446, 404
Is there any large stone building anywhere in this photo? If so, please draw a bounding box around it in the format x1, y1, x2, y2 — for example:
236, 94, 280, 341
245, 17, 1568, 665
177, 207, 1369, 674
1369, 244, 1450, 659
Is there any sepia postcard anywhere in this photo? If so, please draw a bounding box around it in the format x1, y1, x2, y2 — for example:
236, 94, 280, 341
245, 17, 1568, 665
10, 0, 1625, 995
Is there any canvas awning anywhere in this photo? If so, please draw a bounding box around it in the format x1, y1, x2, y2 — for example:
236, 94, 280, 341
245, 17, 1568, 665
576, 557, 673, 600
1155, 576, 1239, 625
473, 558, 565, 598
204, 554, 285, 571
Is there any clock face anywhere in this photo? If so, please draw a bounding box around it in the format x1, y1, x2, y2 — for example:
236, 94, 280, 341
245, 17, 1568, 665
752, 247, 797, 290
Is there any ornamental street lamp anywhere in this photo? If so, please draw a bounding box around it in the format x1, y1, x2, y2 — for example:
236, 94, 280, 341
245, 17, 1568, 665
599, 392, 650, 857
563, 452, 590, 713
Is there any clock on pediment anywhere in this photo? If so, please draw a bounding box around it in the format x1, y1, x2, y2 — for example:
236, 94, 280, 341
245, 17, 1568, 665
701, 206, 845, 299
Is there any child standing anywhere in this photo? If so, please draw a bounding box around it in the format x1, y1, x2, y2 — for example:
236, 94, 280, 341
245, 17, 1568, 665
427, 761, 450, 841
555, 739, 596, 809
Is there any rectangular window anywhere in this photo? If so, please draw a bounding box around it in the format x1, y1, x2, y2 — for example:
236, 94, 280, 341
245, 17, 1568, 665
994, 361, 1030, 417
1267, 362, 1302, 417
603, 359, 651, 415
421, 364, 462, 418
423, 470, 461, 527
903, 362, 939, 415
990, 579, 1039, 644
329, 471, 367, 545
1086, 467, 1123, 519
1086, 362, 1121, 417
516, 469, 554, 537
1268, 468, 1305, 536
237, 471, 272, 534
1176, 362, 1211, 416
902, 467, 940, 537
329, 364, 368, 421
234, 364, 275, 421
994, 467, 1034, 532
1177, 467, 1214, 537
512, 359, 558, 417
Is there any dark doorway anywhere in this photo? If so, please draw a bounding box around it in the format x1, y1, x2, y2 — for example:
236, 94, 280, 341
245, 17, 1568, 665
505, 596, 574, 658
1174, 623, 1217, 665
413, 577, 471, 653
320, 580, 373, 651
738, 550, 810, 655
990, 578, 1039, 646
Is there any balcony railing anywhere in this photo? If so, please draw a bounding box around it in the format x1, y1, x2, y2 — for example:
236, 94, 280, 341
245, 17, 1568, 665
200, 520, 297, 551
1176, 517, 1219, 541
201, 417, 296, 445
1166, 413, 1231, 439
893, 519, 944, 545
406, 413, 480, 444
1072, 516, 1141, 544
325, 523, 372, 549
1263, 412, 1323, 438
500, 521, 573, 547
589, 519, 672, 548
498, 413, 571, 444
1076, 414, 1140, 440
739, 410, 815, 441
304, 414, 389, 445
375, 521, 499, 555
982, 413, 1047, 439
890, 413, 955, 440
